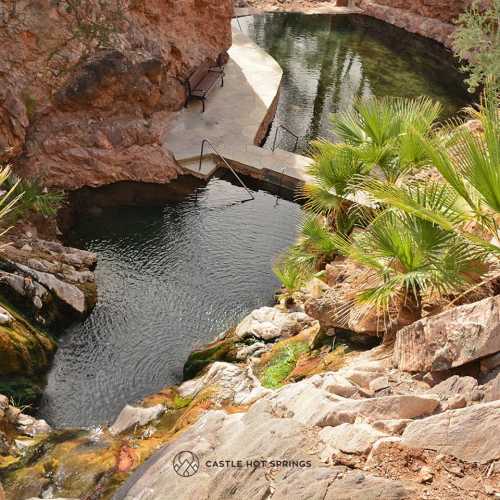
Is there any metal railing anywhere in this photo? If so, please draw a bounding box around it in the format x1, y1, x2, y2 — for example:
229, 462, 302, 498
271, 124, 300, 152
199, 139, 255, 201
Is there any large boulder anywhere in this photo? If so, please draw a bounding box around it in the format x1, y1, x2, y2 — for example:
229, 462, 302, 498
394, 296, 500, 372
319, 423, 387, 455
268, 377, 439, 427
178, 361, 272, 406
401, 400, 500, 463
109, 404, 164, 436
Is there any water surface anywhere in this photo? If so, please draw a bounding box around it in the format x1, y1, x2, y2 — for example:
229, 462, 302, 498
236, 13, 472, 152
39, 179, 301, 427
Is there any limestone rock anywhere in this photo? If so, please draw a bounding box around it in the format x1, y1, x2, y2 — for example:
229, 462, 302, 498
269, 378, 439, 427
402, 400, 500, 463
320, 423, 387, 455
394, 296, 500, 372
109, 404, 164, 436
178, 361, 271, 406
426, 375, 478, 403
235, 306, 316, 341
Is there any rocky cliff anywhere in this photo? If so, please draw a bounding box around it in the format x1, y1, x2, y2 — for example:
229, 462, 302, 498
0, 0, 233, 190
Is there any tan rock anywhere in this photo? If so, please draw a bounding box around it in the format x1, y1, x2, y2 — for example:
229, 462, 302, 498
372, 419, 412, 435
426, 375, 478, 403
483, 373, 500, 402
319, 423, 387, 455
402, 401, 500, 463
394, 296, 500, 372
270, 380, 439, 427
235, 306, 316, 341
109, 404, 164, 436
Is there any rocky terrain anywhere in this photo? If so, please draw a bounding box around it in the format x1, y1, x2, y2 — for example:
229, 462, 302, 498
1, 0, 233, 190
0, 289, 498, 498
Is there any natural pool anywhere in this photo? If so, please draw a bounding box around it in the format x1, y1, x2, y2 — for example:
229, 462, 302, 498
236, 13, 472, 152
39, 179, 301, 427
39, 14, 472, 427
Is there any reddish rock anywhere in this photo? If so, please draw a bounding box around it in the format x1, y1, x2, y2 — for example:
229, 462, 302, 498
1, 0, 233, 190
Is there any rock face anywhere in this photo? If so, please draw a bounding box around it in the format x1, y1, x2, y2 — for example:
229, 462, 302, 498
394, 296, 500, 372
0, 237, 97, 325
401, 401, 500, 464
115, 403, 417, 500
1, 0, 233, 190
356, 0, 472, 48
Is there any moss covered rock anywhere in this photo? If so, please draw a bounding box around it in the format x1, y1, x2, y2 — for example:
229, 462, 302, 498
0, 301, 55, 378
183, 330, 239, 380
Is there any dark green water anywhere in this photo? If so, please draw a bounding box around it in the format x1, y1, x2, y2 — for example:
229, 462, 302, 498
236, 13, 472, 152
38, 14, 472, 427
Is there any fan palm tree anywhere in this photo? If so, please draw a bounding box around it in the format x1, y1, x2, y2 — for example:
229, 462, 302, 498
330, 208, 487, 326
362, 83, 500, 255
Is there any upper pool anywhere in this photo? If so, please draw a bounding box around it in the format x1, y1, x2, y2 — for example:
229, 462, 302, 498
236, 13, 472, 152
38, 14, 472, 427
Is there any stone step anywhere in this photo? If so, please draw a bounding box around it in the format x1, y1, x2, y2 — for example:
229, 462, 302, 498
179, 155, 219, 180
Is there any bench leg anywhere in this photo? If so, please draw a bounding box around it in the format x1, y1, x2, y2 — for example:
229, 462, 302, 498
221, 76, 224, 88
201, 99, 205, 113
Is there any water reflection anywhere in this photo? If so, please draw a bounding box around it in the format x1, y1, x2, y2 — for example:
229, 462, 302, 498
236, 13, 471, 152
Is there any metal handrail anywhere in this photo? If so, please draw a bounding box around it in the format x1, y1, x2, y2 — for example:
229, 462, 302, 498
199, 139, 255, 201
271, 124, 299, 152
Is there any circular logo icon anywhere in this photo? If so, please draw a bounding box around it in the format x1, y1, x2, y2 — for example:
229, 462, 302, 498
173, 450, 200, 477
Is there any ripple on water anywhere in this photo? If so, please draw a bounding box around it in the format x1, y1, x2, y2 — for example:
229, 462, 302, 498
38, 179, 301, 427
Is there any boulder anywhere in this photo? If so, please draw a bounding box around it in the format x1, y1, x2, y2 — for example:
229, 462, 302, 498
394, 296, 500, 372
109, 404, 164, 436
178, 362, 272, 406
269, 379, 440, 427
401, 400, 500, 463
318, 373, 360, 398
113, 401, 416, 500
235, 306, 316, 341
371, 419, 412, 435
426, 375, 478, 403
16, 413, 51, 437
483, 373, 500, 402
319, 423, 387, 455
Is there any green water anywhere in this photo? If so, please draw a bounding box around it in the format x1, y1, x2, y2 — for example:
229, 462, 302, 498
236, 13, 472, 152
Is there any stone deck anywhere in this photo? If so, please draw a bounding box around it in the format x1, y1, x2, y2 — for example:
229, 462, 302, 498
162, 29, 312, 192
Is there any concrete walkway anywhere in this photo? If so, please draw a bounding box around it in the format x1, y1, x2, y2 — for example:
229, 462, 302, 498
162, 30, 312, 192
234, 4, 362, 17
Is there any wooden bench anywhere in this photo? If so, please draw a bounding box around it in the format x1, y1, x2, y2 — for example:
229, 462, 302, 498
184, 60, 224, 113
